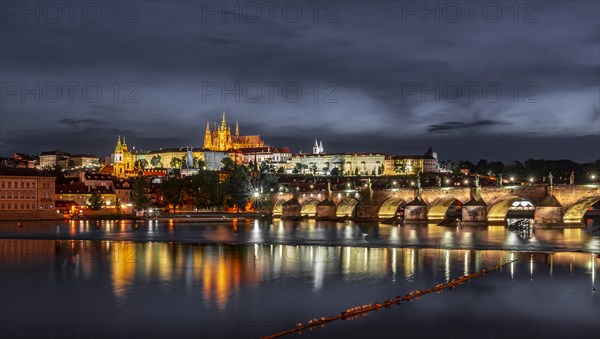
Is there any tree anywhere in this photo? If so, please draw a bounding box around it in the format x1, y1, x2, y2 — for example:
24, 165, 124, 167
394, 161, 407, 175
88, 190, 102, 211
221, 157, 237, 172
225, 164, 252, 212
42, 165, 69, 185
330, 167, 340, 176
292, 163, 302, 174
187, 171, 224, 210
160, 176, 185, 213
310, 163, 318, 175
412, 162, 423, 175
150, 155, 162, 168
135, 159, 148, 170
131, 177, 150, 210
476, 159, 488, 174
170, 157, 182, 169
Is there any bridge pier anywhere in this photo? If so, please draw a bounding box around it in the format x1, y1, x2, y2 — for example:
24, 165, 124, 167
404, 198, 428, 223
533, 195, 564, 227
461, 199, 487, 225
355, 200, 379, 220
316, 200, 336, 219
281, 198, 301, 218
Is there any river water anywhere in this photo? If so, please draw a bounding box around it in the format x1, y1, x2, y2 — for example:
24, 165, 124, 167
0, 219, 599, 338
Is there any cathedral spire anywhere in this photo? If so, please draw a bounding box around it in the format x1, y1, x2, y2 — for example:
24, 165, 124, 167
204, 121, 212, 149
122, 136, 126, 145
117, 135, 121, 146
221, 111, 227, 128
235, 121, 239, 137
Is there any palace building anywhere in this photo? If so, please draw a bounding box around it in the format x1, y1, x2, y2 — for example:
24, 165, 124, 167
203, 112, 266, 151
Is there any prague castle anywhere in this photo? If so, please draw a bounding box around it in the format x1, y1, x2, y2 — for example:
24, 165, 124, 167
107, 113, 440, 179
203, 112, 265, 151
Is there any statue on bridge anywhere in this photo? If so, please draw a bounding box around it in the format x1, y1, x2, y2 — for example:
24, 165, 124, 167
549, 172, 553, 193
498, 174, 503, 187
437, 176, 442, 187
415, 172, 423, 200
368, 178, 373, 201
570, 171, 575, 185
474, 174, 482, 201
327, 179, 332, 201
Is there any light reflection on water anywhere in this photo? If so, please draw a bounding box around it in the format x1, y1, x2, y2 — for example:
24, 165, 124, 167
1, 219, 599, 253
0, 239, 598, 338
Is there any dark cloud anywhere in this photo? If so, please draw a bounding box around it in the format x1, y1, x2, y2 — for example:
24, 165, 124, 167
427, 120, 509, 133
0, 1, 598, 161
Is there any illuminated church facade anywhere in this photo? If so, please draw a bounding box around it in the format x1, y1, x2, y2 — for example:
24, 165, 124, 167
203, 112, 265, 151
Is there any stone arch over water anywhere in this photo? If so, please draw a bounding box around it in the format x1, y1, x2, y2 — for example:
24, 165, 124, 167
272, 200, 286, 217
378, 197, 406, 219
487, 195, 535, 222
300, 198, 320, 217
427, 196, 462, 220
563, 196, 600, 224
336, 198, 359, 218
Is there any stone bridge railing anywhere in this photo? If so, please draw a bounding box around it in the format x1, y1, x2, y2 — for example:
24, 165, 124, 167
260, 185, 600, 227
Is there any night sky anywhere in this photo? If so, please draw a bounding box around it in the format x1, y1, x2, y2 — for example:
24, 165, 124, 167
1, 0, 599, 162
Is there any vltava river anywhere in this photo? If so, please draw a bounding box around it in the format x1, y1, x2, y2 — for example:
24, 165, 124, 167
0, 219, 598, 338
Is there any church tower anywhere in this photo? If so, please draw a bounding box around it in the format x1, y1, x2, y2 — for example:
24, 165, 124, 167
203, 121, 212, 149
113, 136, 125, 177
113, 135, 135, 178
217, 112, 231, 151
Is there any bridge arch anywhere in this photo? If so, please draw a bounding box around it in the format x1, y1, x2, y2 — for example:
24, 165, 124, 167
378, 197, 406, 219
272, 200, 286, 217
487, 195, 535, 222
336, 197, 359, 218
300, 198, 320, 217
427, 196, 463, 220
563, 196, 600, 224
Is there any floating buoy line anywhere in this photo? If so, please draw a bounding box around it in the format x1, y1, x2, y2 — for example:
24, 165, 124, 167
262, 259, 519, 339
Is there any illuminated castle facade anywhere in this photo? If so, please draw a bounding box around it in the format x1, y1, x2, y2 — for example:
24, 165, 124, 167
203, 112, 265, 151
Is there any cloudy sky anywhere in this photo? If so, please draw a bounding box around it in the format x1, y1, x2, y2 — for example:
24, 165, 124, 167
1, 0, 598, 162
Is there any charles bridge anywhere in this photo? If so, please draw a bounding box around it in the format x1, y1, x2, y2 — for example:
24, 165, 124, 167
261, 183, 600, 227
